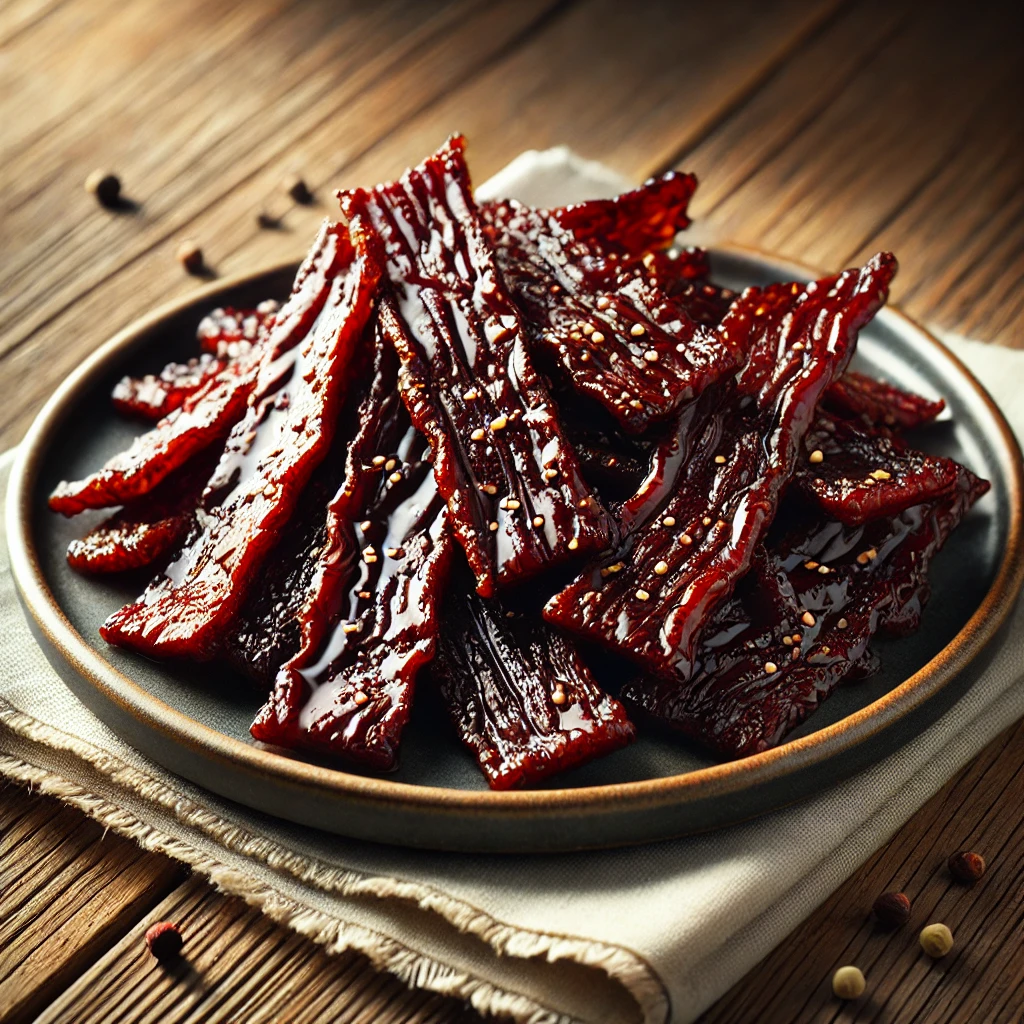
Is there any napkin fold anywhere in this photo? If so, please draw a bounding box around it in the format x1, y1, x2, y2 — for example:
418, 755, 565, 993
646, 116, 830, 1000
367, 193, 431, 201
2, 151, 1023, 1024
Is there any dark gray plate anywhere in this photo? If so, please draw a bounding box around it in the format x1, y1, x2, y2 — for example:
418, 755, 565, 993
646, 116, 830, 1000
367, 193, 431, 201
8, 249, 1023, 852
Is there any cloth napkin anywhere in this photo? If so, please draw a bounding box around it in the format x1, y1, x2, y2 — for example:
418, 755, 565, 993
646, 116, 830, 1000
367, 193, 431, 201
2, 150, 1023, 1024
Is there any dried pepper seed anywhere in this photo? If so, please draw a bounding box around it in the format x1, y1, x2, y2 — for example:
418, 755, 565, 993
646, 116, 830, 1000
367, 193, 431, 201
872, 891, 911, 928
176, 239, 204, 275
85, 170, 122, 208
919, 923, 954, 958
145, 921, 183, 961
832, 965, 865, 1000
948, 850, 985, 884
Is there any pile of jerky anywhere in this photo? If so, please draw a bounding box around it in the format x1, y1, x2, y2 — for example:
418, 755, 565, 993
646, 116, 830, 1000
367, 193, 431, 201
51, 136, 988, 789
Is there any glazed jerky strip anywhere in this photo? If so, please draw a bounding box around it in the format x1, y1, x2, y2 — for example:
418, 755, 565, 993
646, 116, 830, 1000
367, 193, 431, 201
102, 242, 377, 659
50, 224, 347, 516
111, 303, 278, 421
433, 579, 636, 790
795, 413, 964, 526
341, 136, 611, 597
546, 253, 898, 680
623, 466, 988, 758
252, 340, 453, 770
824, 369, 945, 430
486, 198, 739, 435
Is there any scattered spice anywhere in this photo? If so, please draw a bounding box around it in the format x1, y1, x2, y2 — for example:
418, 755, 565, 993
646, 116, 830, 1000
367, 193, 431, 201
948, 850, 985, 884
872, 891, 911, 928
145, 921, 183, 961
919, 922, 954, 958
85, 170, 122, 208
284, 173, 313, 204
831, 965, 865, 1000
176, 239, 204, 275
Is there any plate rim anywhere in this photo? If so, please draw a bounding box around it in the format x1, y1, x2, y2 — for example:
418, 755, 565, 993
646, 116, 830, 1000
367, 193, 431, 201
8, 246, 1024, 822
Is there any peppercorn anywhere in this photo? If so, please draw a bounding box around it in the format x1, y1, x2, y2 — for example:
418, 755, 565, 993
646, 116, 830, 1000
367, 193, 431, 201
948, 850, 985, 884
832, 965, 865, 1000
872, 891, 911, 928
176, 239, 204, 275
85, 170, 121, 208
145, 920, 183, 961
283, 173, 313, 204
919, 922, 954, 958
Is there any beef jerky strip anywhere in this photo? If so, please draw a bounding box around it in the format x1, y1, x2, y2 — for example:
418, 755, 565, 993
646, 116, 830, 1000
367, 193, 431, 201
824, 370, 945, 431
796, 414, 964, 526
433, 578, 636, 790
486, 199, 740, 434
102, 243, 377, 659
340, 135, 612, 597
545, 253, 898, 680
252, 340, 453, 770
66, 443, 224, 574
552, 170, 697, 257
50, 224, 347, 516
112, 303, 277, 421
623, 465, 988, 758
642, 247, 736, 328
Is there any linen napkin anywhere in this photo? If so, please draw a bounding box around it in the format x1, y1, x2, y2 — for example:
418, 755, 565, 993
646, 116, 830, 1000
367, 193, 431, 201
2, 150, 1023, 1024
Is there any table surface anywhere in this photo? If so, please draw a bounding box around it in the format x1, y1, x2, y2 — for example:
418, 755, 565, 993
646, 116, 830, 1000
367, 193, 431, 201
2, 0, 1022, 1021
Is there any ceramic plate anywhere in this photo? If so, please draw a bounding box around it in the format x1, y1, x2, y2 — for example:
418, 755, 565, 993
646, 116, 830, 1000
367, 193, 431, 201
8, 249, 1023, 852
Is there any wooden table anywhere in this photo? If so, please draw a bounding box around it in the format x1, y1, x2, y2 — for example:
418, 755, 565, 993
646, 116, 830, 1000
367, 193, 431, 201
2, 1, 1022, 1021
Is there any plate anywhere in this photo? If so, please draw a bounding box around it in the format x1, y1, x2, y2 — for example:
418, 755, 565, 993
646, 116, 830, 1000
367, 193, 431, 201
8, 248, 1023, 852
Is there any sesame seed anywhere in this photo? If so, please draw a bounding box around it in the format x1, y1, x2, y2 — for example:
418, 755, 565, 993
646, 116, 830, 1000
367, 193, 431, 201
857, 547, 878, 565
533, 516, 545, 527
578, 498, 590, 508
663, 516, 676, 527
568, 538, 579, 551
765, 661, 778, 674
681, 533, 693, 545
463, 389, 478, 400
500, 498, 521, 510
636, 589, 651, 601
389, 472, 402, 484
385, 458, 397, 471
385, 547, 400, 558
870, 469, 892, 481
544, 467, 559, 480
343, 622, 360, 634
489, 521, 499, 531
629, 399, 643, 409
363, 554, 377, 563
793, 341, 805, 350
630, 323, 646, 337
817, 565, 830, 574
801, 611, 816, 627
471, 428, 485, 441
809, 449, 824, 464
714, 455, 726, 464
783, 635, 794, 646
792, 648, 801, 660
792, 633, 802, 644
703, 517, 712, 526
354, 691, 369, 705
804, 561, 819, 570
570, 331, 582, 341
643, 253, 656, 268
358, 591, 371, 600
551, 688, 567, 706
480, 483, 497, 495
592, 331, 605, 344
643, 349, 658, 362
654, 560, 669, 575
596, 296, 611, 310
490, 415, 508, 431
581, 351, 590, 361
838, 617, 849, 629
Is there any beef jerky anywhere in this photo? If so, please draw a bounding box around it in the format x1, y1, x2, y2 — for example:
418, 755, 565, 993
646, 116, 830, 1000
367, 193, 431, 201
486, 198, 741, 434
251, 339, 452, 770
824, 370, 945, 431
622, 465, 988, 758
796, 414, 963, 525
546, 253, 898, 680
101, 239, 377, 659
340, 135, 612, 597
433, 578, 636, 790
50, 224, 347, 516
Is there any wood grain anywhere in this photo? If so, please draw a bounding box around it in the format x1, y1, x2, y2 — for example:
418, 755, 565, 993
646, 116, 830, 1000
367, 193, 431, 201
1, 0, 1022, 1022
0, 783, 185, 1024
699, 718, 1024, 1024
35, 875, 478, 1024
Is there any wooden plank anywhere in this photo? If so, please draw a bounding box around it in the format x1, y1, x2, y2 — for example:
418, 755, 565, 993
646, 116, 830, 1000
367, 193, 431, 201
699, 718, 1024, 1023
0, 784, 186, 1024
34, 875, 479, 1024
0, 0, 840, 452
679, 0, 1024, 345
